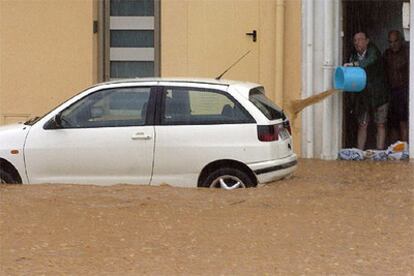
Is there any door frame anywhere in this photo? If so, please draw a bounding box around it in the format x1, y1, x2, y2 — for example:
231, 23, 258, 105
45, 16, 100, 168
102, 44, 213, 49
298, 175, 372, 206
302, 0, 413, 159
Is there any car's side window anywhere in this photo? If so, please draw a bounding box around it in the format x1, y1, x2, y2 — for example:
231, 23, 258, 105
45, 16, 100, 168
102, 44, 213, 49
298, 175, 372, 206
59, 87, 151, 128
161, 87, 253, 125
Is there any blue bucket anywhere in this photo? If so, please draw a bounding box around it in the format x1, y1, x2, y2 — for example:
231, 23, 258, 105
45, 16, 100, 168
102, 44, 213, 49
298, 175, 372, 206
334, 66, 366, 92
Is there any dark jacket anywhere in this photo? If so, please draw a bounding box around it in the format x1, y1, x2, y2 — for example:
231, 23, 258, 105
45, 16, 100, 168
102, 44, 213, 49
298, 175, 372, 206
383, 43, 409, 90
349, 43, 389, 116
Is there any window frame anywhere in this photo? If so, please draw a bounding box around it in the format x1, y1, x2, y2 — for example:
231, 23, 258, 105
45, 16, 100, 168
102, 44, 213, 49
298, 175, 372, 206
155, 86, 255, 126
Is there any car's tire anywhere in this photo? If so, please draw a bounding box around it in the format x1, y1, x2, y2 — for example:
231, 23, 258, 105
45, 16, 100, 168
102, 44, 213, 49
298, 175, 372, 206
201, 167, 255, 189
0, 169, 19, 184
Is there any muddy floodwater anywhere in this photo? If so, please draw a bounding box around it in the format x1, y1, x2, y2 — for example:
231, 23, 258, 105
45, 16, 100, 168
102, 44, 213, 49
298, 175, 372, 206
1, 159, 413, 275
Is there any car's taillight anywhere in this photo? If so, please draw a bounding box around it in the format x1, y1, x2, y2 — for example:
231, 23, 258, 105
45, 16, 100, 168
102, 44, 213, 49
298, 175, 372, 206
257, 124, 283, 141
283, 120, 292, 135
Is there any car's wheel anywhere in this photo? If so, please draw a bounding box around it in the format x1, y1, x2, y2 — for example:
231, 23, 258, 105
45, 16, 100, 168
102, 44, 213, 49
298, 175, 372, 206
201, 167, 255, 189
0, 169, 19, 184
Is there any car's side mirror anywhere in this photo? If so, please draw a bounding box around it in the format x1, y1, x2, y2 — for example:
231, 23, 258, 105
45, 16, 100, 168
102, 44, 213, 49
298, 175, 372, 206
43, 113, 63, 130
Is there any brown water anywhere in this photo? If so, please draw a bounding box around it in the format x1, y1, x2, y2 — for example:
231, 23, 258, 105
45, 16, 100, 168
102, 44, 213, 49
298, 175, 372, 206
1, 159, 413, 275
287, 89, 340, 120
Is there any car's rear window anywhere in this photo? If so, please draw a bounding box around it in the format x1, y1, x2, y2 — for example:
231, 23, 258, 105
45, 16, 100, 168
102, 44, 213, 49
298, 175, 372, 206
249, 87, 284, 120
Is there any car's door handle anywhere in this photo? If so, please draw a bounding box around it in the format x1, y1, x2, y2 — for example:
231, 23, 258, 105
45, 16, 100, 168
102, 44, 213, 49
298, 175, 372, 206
131, 132, 152, 140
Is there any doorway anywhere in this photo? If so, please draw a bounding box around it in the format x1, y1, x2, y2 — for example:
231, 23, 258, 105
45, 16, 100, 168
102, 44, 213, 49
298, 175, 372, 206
342, 0, 409, 149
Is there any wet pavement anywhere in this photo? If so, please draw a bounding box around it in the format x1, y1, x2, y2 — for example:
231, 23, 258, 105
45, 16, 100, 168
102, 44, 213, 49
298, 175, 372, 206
1, 159, 413, 275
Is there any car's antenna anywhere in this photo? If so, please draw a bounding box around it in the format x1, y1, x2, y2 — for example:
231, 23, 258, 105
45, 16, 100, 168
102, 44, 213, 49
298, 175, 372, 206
215, 50, 251, 80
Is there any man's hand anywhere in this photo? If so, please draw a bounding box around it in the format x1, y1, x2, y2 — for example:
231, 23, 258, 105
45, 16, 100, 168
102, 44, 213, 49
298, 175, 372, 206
344, 61, 359, 67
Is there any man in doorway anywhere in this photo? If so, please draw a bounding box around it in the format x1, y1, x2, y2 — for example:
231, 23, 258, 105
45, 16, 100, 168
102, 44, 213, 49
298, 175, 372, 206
345, 31, 389, 150
383, 30, 409, 142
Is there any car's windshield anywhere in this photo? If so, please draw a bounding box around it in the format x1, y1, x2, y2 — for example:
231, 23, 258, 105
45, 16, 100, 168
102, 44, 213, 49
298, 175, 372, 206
249, 87, 284, 120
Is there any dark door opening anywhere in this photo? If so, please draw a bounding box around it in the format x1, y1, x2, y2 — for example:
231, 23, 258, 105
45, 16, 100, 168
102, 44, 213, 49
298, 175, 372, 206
342, 0, 409, 149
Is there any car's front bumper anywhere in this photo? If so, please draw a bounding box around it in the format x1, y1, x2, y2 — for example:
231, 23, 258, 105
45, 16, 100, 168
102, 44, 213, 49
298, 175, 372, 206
248, 154, 298, 184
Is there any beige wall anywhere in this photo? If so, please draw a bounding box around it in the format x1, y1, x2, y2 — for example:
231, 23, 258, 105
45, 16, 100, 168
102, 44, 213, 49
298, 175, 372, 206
0, 0, 96, 124
161, 0, 302, 154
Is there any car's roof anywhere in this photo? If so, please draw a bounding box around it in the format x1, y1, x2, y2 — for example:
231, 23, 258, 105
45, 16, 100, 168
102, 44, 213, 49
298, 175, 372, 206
99, 77, 260, 88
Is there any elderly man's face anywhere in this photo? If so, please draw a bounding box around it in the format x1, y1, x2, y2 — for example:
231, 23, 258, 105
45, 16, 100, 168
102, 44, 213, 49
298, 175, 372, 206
388, 32, 402, 52
353, 32, 369, 54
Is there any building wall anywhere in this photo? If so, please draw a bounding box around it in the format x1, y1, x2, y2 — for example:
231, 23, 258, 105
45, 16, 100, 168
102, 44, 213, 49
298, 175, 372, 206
161, 0, 302, 154
0, 0, 302, 154
0, 0, 96, 124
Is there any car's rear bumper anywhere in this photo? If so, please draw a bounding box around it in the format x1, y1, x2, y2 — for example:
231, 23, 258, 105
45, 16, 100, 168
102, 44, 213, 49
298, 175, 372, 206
248, 154, 298, 184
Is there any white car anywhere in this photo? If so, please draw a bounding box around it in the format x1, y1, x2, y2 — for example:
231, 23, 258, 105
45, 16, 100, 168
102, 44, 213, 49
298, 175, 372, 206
0, 78, 297, 189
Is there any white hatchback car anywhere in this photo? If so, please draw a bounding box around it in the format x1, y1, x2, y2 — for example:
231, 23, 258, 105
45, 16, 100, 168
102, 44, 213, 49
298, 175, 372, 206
0, 78, 297, 189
